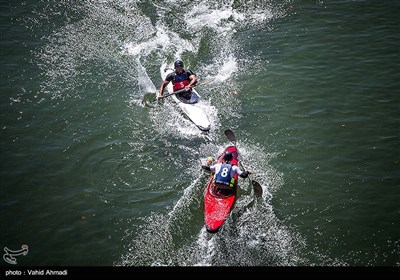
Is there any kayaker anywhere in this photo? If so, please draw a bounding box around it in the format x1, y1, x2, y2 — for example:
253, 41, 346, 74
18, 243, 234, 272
157, 60, 198, 103
202, 152, 251, 192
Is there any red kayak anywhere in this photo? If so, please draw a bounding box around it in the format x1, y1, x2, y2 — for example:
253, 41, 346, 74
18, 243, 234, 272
204, 145, 240, 233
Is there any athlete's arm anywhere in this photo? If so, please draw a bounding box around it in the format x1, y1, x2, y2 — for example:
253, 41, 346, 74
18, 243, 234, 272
233, 166, 250, 178
187, 70, 197, 88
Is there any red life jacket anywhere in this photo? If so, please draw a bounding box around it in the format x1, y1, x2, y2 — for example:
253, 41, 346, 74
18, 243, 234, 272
172, 70, 193, 92
173, 79, 190, 92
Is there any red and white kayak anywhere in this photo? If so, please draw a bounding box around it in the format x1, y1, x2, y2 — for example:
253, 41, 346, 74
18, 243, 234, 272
203, 145, 240, 233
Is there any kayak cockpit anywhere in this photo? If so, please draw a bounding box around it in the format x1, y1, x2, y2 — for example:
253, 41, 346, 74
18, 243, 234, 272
209, 182, 237, 199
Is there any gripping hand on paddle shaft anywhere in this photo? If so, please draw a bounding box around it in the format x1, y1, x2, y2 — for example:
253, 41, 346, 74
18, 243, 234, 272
240, 170, 252, 178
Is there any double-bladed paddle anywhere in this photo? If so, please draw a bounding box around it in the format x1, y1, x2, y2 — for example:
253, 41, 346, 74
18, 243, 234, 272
141, 87, 190, 106
142, 79, 214, 106
224, 129, 263, 198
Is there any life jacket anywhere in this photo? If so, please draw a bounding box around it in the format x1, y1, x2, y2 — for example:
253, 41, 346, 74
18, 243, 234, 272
172, 71, 192, 92
214, 163, 235, 188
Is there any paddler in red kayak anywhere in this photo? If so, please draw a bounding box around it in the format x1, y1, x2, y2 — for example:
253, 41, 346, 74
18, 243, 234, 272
202, 152, 251, 196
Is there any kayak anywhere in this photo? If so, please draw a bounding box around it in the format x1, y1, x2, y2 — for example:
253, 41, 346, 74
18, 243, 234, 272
203, 145, 240, 233
160, 64, 211, 132
204, 129, 264, 233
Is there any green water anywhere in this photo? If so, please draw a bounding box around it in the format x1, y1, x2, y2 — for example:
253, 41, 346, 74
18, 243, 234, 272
1, 0, 399, 268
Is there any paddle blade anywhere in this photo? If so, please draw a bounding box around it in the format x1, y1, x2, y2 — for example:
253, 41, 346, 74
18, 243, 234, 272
252, 180, 263, 198
224, 129, 236, 143
141, 92, 161, 107
142, 92, 156, 103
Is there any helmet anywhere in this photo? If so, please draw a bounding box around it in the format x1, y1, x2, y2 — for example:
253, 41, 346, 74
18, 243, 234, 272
174, 60, 184, 68
223, 152, 233, 162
